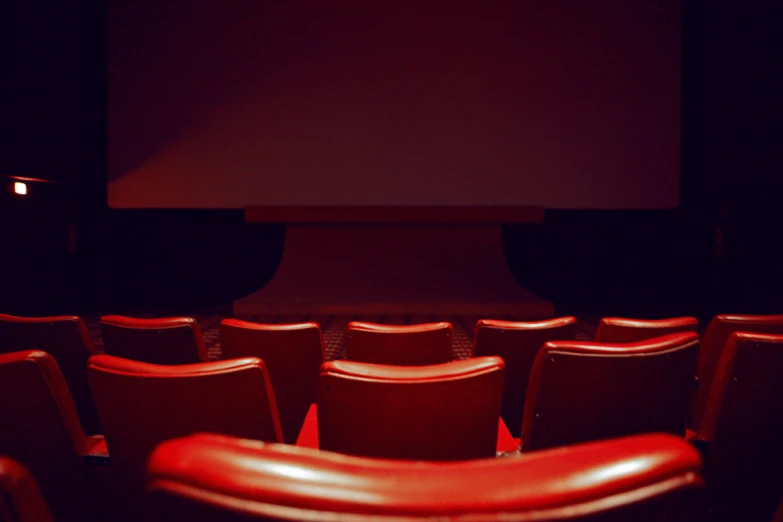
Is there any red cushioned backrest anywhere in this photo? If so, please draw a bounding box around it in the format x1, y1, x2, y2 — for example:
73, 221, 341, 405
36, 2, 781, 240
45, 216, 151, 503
219, 319, 324, 443
473, 317, 577, 437
594, 316, 699, 343
0, 457, 55, 522
344, 322, 453, 366
0, 314, 100, 434
100, 315, 207, 364
88, 354, 281, 478
0, 351, 97, 522
317, 356, 504, 460
691, 314, 783, 431
521, 333, 700, 452
88, 355, 282, 521
699, 332, 783, 522
144, 432, 704, 522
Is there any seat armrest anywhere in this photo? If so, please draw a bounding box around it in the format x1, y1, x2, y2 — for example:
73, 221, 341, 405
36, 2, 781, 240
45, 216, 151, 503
296, 404, 320, 449
685, 429, 709, 461
496, 419, 520, 455
82, 435, 111, 467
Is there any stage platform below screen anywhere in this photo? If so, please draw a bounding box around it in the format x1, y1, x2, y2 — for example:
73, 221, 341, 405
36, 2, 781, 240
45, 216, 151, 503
233, 207, 553, 318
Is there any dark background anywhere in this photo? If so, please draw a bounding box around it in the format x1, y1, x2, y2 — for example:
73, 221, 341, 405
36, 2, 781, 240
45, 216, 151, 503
1, 0, 781, 319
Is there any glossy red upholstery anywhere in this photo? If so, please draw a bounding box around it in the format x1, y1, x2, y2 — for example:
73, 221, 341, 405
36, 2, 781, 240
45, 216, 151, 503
314, 356, 505, 460
594, 316, 699, 343
0, 351, 103, 522
0, 457, 54, 522
219, 319, 324, 443
99, 315, 207, 364
344, 321, 453, 365
145, 432, 704, 522
521, 333, 700, 451
472, 317, 578, 437
691, 314, 783, 431
87, 354, 282, 521
696, 332, 783, 522
0, 313, 100, 434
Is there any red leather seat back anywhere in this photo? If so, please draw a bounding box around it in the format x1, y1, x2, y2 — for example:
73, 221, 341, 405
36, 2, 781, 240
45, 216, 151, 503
692, 314, 783, 431
219, 319, 324, 443
0, 313, 99, 434
0, 457, 55, 522
521, 333, 700, 451
473, 317, 577, 437
145, 432, 704, 522
88, 355, 281, 483
317, 356, 504, 460
698, 332, 783, 522
99, 315, 207, 364
0, 351, 97, 522
344, 322, 452, 365
594, 316, 699, 343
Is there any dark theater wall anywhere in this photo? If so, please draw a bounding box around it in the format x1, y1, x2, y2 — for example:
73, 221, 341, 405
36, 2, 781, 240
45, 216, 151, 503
506, 0, 783, 318
2, 0, 781, 315
0, 0, 88, 313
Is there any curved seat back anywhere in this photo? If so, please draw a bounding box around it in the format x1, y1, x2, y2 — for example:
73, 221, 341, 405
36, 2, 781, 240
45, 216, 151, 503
344, 321, 452, 365
699, 332, 783, 522
473, 317, 577, 437
0, 351, 97, 522
0, 457, 55, 522
692, 314, 783, 431
318, 356, 504, 460
0, 313, 99, 434
88, 354, 282, 521
219, 319, 324, 443
100, 315, 207, 364
521, 332, 700, 451
145, 432, 704, 522
88, 354, 281, 477
594, 316, 699, 343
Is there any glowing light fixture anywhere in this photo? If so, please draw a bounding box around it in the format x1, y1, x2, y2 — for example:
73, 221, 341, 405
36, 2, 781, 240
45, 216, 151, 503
13, 182, 27, 195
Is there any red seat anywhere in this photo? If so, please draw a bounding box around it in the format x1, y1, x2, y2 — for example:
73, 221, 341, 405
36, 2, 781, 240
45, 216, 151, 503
520, 332, 700, 451
594, 316, 699, 343
0, 457, 54, 522
219, 318, 324, 443
0, 351, 106, 522
87, 354, 282, 479
472, 317, 578, 437
691, 314, 783, 432
344, 321, 453, 365
0, 313, 100, 434
99, 315, 207, 364
299, 356, 512, 460
145, 432, 704, 522
87, 354, 282, 521
695, 332, 783, 522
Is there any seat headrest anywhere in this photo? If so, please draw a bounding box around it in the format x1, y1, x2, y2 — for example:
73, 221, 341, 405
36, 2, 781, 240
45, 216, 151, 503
100, 316, 198, 329
87, 354, 266, 377
476, 316, 577, 331
543, 332, 700, 356
347, 321, 451, 334
220, 318, 321, 332
321, 356, 504, 382
146, 432, 703, 519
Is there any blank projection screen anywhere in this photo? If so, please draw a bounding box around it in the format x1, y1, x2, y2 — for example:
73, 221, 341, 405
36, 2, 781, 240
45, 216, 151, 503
108, 1, 681, 209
